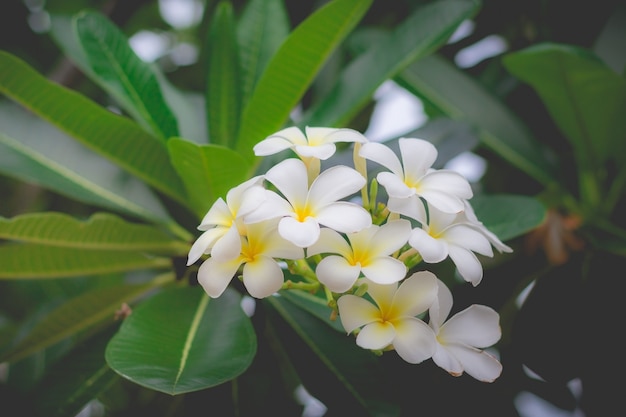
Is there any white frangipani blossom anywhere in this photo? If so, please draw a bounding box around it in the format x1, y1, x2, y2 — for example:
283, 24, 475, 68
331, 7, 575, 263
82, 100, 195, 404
244, 158, 371, 248
429, 279, 503, 382
407, 202, 511, 286
337, 272, 438, 364
359, 138, 473, 214
307, 220, 411, 292
197, 219, 303, 299
187, 176, 266, 266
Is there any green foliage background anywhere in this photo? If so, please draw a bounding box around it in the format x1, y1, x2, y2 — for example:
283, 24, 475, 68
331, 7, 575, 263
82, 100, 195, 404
0, 0, 624, 416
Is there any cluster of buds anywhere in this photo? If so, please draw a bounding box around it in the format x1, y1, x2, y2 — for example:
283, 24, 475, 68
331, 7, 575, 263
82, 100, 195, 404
187, 126, 512, 382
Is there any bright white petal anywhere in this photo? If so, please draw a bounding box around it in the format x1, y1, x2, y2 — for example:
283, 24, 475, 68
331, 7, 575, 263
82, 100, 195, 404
198, 198, 231, 230
307, 227, 353, 257
210, 223, 242, 260
278, 216, 320, 247
439, 305, 501, 347
366, 280, 398, 310
432, 344, 464, 376
361, 257, 407, 285
419, 171, 473, 213
316, 256, 361, 293
356, 321, 396, 350
235, 182, 267, 218
305, 126, 368, 145
242, 256, 285, 298
387, 195, 427, 221
368, 219, 412, 255
408, 228, 449, 263
294, 143, 336, 160
444, 344, 503, 382
443, 225, 493, 256
187, 228, 223, 265
391, 318, 436, 364
253, 136, 295, 156
377, 172, 413, 198
391, 271, 438, 317
265, 158, 309, 207
429, 279, 453, 330
315, 202, 371, 233
244, 190, 293, 224
197, 256, 241, 298
337, 294, 381, 333
448, 246, 483, 286
308, 165, 365, 207
399, 138, 436, 179
359, 142, 403, 177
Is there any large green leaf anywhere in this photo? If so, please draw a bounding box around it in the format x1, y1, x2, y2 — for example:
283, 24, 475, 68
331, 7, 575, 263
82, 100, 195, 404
0, 212, 188, 255
0, 51, 187, 205
235, 0, 373, 162
0, 244, 171, 279
236, 0, 290, 108
168, 138, 251, 219
396, 53, 559, 186
303, 0, 480, 128
266, 294, 400, 417
105, 286, 256, 395
74, 10, 179, 140
470, 194, 547, 242
205, 1, 241, 147
0, 281, 164, 363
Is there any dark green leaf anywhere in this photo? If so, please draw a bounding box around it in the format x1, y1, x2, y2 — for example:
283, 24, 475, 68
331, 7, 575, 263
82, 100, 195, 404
236, 0, 373, 162
74, 10, 179, 140
106, 286, 256, 395
0, 51, 187, 205
304, 0, 480, 128
167, 138, 251, 219
0, 244, 171, 279
470, 194, 547, 242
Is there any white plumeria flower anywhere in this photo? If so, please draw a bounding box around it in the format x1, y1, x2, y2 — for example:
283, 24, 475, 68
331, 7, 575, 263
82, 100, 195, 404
244, 158, 371, 248
407, 202, 511, 286
336, 271, 438, 364
187, 176, 266, 265
429, 279, 503, 382
359, 138, 473, 214
307, 220, 411, 293
197, 219, 303, 299
253, 126, 368, 160
461, 199, 513, 254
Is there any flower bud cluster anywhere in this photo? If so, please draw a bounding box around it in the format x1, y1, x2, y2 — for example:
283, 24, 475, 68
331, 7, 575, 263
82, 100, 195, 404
187, 126, 512, 381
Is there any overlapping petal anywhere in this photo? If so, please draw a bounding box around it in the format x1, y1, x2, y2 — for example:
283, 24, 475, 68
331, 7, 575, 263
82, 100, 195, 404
197, 255, 242, 298
337, 294, 381, 333
242, 255, 285, 298
391, 319, 436, 364
315, 256, 361, 292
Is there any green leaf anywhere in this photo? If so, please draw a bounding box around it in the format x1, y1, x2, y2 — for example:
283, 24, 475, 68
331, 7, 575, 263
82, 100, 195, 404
0, 51, 187, 205
74, 10, 179, 140
470, 194, 547, 242
105, 286, 256, 395
0, 281, 162, 363
31, 328, 120, 417
266, 294, 400, 417
0, 244, 171, 279
168, 138, 251, 219
303, 0, 480, 128
206, 2, 241, 147
396, 53, 559, 186
235, 0, 373, 162
0, 212, 188, 255
236, 0, 290, 108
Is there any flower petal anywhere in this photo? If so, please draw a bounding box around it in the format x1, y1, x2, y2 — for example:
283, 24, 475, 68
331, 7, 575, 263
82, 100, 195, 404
419, 170, 473, 213
316, 255, 361, 292
359, 141, 403, 177
337, 294, 381, 333
361, 257, 407, 285
368, 219, 411, 255
210, 223, 242, 260
265, 158, 309, 207
377, 172, 413, 198
429, 279, 453, 330
399, 138, 437, 180
356, 321, 396, 350
307, 227, 352, 257
242, 255, 285, 298
278, 216, 320, 247
253, 126, 306, 156
390, 271, 438, 317
197, 256, 242, 298
432, 344, 463, 376
308, 165, 365, 207
243, 190, 293, 223
294, 143, 336, 160
387, 195, 427, 221
315, 202, 371, 233
187, 228, 223, 265
408, 228, 449, 263
305, 126, 368, 145
391, 318, 436, 364
443, 225, 493, 257
448, 246, 483, 286
444, 344, 503, 382
439, 305, 501, 347
198, 198, 231, 230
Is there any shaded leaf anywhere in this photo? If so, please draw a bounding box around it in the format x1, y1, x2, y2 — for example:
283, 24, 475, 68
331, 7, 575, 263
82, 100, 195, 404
106, 286, 256, 395
236, 0, 373, 162
168, 138, 250, 219
0, 244, 171, 279
0, 212, 188, 255
304, 0, 480, 128
0, 51, 187, 205
74, 10, 179, 140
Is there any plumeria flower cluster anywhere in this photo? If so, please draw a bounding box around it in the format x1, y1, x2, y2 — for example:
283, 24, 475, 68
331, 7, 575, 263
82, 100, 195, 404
187, 126, 512, 382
